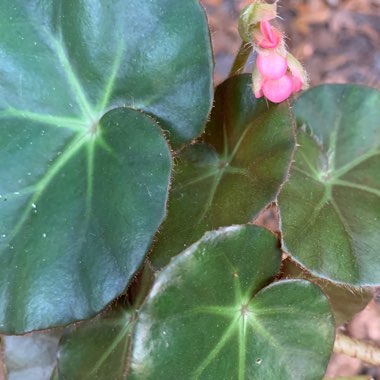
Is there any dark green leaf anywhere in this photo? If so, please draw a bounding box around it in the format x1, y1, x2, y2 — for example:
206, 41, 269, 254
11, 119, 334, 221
0, 0, 212, 332
281, 258, 372, 326
130, 225, 334, 380
0, 108, 171, 333
57, 304, 133, 380
150, 75, 295, 268
56, 266, 152, 380
0, 1, 212, 147
278, 84, 380, 285
0, 0, 212, 333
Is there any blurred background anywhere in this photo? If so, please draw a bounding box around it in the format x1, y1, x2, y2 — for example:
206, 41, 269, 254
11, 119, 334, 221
201, 0, 380, 378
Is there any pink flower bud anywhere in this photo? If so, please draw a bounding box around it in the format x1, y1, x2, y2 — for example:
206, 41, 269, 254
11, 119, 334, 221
256, 51, 287, 80
262, 74, 294, 103
258, 21, 281, 49
238, 2, 278, 42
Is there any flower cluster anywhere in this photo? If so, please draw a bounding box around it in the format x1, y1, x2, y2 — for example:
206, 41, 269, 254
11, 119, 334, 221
239, 1, 309, 103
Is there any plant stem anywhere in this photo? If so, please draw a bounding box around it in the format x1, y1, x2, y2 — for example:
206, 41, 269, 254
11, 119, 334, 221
229, 41, 252, 77
334, 332, 380, 366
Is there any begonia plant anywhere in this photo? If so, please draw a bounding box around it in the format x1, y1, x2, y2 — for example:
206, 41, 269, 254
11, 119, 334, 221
0, 1, 379, 379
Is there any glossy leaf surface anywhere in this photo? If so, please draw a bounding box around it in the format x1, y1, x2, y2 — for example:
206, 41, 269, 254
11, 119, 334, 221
279, 84, 380, 285
0, 1, 213, 147
57, 305, 133, 380
0, 107, 171, 333
150, 75, 295, 268
281, 258, 372, 326
131, 225, 334, 380
0, 0, 213, 333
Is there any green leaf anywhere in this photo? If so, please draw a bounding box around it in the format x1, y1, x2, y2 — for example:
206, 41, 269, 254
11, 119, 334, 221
150, 75, 295, 268
278, 84, 380, 285
55, 267, 152, 380
0, 0, 212, 333
0, 107, 171, 334
57, 303, 133, 380
130, 225, 335, 380
281, 258, 372, 326
0, 1, 212, 147
2, 330, 61, 380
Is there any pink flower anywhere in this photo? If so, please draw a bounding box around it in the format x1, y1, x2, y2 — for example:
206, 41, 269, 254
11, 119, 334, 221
253, 69, 307, 103
257, 20, 281, 49
262, 74, 294, 103
292, 76, 303, 93
249, 17, 309, 103
256, 51, 287, 80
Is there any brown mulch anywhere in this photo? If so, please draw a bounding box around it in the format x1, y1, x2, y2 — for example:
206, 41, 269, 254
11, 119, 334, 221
201, 0, 380, 378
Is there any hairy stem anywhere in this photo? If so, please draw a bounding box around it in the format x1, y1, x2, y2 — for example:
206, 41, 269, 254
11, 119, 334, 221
334, 332, 380, 366
229, 42, 252, 77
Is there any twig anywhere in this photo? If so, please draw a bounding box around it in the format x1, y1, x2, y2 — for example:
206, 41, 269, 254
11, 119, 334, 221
333, 332, 380, 366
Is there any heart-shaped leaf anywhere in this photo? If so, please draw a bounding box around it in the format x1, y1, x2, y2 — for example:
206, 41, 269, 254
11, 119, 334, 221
130, 225, 335, 379
0, 0, 213, 333
150, 75, 295, 268
278, 84, 380, 285
281, 258, 372, 326
57, 304, 133, 380
0, 108, 171, 334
